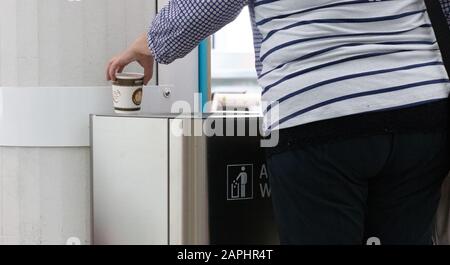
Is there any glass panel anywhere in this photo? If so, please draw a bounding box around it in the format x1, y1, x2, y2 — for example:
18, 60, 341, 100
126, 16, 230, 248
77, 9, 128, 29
211, 7, 259, 94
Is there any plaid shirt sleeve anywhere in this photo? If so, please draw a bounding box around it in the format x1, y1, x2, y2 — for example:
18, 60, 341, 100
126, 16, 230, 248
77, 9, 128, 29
148, 0, 248, 64
441, 0, 450, 25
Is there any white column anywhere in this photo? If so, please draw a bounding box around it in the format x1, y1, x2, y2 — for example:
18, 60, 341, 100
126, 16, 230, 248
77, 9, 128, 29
0, 0, 157, 245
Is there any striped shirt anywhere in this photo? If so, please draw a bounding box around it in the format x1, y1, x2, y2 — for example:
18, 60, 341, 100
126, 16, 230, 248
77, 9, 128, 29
148, 0, 450, 131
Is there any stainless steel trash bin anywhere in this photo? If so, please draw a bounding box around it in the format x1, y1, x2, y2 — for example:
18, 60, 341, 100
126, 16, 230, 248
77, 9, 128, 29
90, 113, 279, 245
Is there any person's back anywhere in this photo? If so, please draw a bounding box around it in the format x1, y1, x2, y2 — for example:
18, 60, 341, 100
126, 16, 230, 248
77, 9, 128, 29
253, 0, 449, 130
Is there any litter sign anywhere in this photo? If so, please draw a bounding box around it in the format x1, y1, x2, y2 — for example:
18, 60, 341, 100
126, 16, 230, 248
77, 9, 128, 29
227, 164, 254, 201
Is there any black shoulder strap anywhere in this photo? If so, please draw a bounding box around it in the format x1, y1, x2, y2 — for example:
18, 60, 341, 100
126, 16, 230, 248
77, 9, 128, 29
425, 0, 450, 75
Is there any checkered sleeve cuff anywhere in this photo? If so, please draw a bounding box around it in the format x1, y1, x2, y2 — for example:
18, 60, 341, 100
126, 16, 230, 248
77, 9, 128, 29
148, 0, 248, 64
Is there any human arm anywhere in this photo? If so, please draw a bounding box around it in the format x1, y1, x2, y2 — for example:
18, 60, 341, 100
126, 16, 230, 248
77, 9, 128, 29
106, 0, 248, 84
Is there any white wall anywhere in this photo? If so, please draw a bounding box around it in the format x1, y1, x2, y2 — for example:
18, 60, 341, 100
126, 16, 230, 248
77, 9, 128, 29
0, 0, 156, 87
0, 0, 157, 245
0, 147, 91, 245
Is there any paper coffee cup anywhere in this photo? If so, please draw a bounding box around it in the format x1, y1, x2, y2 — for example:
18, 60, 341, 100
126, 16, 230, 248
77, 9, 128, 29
112, 73, 144, 114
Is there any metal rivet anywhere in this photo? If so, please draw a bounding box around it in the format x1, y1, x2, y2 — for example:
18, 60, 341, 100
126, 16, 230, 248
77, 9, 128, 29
162, 88, 171, 98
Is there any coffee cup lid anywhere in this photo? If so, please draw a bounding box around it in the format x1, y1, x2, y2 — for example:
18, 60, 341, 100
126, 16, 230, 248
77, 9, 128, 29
115, 72, 144, 80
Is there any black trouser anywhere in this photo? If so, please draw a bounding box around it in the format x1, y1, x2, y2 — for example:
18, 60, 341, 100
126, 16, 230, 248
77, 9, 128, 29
266, 130, 450, 245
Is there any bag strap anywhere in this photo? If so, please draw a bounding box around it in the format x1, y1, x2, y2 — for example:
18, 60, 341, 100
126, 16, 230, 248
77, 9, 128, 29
425, 0, 450, 75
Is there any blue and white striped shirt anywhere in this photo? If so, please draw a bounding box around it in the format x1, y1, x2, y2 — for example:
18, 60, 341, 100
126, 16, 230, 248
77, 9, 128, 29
148, 0, 450, 131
